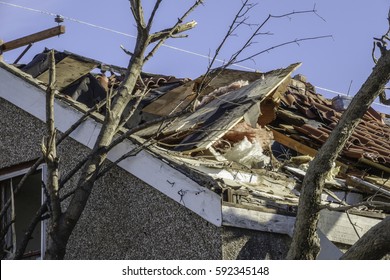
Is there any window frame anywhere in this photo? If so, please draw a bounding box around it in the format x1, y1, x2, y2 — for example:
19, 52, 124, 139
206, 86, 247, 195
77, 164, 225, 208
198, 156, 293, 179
0, 164, 47, 259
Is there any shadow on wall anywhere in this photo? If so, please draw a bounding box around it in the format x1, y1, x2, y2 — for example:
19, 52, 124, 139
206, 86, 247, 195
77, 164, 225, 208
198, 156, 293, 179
223, 227, 291, 260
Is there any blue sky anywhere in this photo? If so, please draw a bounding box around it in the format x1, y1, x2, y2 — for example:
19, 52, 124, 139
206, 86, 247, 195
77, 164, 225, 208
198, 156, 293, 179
1, 0, 389, 113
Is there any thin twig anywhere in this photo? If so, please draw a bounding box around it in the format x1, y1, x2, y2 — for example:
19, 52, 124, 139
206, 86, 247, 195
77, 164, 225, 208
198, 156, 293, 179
234, 35, 333, 64
193, 0, 255, 104
147, 0, 163, 30
320, 200, 390, 211
144, 0, 203, 63
10, 182, 16, 256
346, 211, 361, 239
14, 202, 48, 259
116, 88, 149, 133
191, 5, 330, 110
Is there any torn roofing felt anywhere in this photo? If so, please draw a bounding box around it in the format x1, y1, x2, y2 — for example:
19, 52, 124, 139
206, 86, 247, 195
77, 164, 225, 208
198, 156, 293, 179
136, 63, 300, 152
16, 49, 189, 110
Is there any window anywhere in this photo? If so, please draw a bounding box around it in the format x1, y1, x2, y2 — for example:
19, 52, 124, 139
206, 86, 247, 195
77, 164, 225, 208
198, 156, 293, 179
0, 165, 46, 259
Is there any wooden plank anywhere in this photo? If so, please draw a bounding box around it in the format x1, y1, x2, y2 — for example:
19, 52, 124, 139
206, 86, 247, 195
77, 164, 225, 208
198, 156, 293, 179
0, 26, 65, 53
222, 205, 382, 245
347, 176, 390, 196
36, 56, 97, 90
272, 129, 348, 170
318, 209, 382, 245
142, 68, 265, 117
272, 129, 318, 157
223, 201, 295, 216
142, 80, 196, 116
358, 157, 390, 174
222, 205, 296, 235
365, 176, 390, 189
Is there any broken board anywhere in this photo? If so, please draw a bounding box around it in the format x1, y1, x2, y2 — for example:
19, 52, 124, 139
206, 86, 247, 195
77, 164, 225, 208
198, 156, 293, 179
138, 63, 301, 153
142, 68, 265, 117
222, 204, 383, 246
37, 56, 98, 91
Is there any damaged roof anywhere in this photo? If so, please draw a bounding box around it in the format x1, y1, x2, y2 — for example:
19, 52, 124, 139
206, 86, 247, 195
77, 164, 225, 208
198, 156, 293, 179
2, 49, 390, 246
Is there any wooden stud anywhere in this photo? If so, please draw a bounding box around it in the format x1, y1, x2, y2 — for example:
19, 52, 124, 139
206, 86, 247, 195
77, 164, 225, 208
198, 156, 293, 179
0, 26, 65, 53
272, 129, 348, 170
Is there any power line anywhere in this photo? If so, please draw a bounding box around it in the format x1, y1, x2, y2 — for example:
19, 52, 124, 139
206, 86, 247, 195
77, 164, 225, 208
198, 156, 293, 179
0, 1, 255, 71
315, 86, 389, 109
0, 1, 389, 109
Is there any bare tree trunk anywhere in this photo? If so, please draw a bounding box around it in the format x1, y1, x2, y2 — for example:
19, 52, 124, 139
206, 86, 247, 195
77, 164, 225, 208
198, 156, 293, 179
287, 48, 390, 259
340, 216, 390, 259
42, 50, 62, 260
43, 0, 201, 259
44, 51, 146, 260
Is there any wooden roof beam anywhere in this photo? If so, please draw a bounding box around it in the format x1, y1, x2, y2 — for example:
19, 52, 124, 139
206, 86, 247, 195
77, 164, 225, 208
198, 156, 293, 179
0, 25, 65, 54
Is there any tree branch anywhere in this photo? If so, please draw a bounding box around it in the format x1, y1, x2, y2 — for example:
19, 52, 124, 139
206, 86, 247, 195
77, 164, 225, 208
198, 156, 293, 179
147, 0, 163, 30
116, 89, 149, 133
43, 50, 61, 225
191, 4, 330, 110
0, 220, 14, 248
10, 182, 16, 256
320, 200, 390, 212
287, 48, 390, 260
340, 216, 390, 259
234, 35, 333, 64
194, 0, 255, 99
149, 20, 197, 43
14, 202, 48, 259
378, 85, 390, 105
130, 0, 146, 29
144, 0, 203, 63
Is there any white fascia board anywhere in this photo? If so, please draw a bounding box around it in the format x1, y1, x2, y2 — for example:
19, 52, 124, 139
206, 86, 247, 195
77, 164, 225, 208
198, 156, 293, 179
222, 205, 295, 236
222, 205, 381, 246
0, 66, 222, 226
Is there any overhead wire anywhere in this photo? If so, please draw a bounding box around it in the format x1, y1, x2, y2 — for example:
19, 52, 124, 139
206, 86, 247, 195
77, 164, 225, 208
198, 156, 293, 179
0, 1, 389, 109
0, 1, 254, 70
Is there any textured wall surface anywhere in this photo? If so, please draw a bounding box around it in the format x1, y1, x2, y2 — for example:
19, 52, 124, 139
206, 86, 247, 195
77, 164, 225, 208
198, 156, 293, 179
222, 226, 291, 260
0, 98, 45, 169
0, 98, 222, 259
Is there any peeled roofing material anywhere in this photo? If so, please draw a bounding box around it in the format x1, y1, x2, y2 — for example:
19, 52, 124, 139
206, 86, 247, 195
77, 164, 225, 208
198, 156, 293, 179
275, 80, 390, 175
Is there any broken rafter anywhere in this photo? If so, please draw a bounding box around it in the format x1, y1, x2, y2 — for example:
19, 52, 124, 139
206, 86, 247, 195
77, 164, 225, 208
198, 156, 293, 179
0, 26, 65, 53
271, 129, 348, 171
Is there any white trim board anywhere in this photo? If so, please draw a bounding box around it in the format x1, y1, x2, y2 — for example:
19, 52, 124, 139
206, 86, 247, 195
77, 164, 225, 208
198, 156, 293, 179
0, 65, 222, 226
222, 205, 382, 246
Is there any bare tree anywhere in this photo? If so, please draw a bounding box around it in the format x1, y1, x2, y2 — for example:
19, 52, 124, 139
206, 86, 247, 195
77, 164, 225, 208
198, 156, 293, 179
4, 0, 385, 260
287, 10, 390, 260
0, 0, 199, 260
44, 0, 204, 260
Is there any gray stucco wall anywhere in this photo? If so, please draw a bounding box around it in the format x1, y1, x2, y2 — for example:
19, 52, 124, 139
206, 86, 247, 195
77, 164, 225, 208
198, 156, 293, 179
0, 99, 46, 168
0, 97, 222, 259
222, 226, 291, 260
